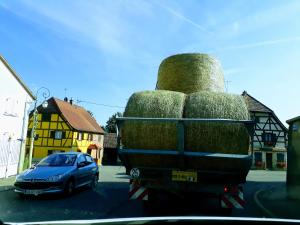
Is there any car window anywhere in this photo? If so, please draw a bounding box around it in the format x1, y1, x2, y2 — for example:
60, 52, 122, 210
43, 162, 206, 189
77, 155, 86, 165
85, 155, 94, 164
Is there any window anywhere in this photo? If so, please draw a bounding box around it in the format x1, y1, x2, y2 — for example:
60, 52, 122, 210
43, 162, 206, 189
277, 153, 285, 163
27, 129, 32, 137
42, 113, 51, 121
50, 130, 66, 140
93, 134, 99, 142
34, 134, 39, 140
262, 132, 277, 146
88, 134, 93, 141
254, 152, 262, 162
55, 131, 62, 139
77, 132, 82, 141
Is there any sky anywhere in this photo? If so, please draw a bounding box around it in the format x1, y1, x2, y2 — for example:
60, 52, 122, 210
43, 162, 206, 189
1, 0, 300, 126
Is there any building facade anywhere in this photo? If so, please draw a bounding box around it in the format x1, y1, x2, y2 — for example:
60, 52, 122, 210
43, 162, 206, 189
26, 97, 104, 165
0, 55, 35, 178
103, 133, 118, 164
242, 91, 287, 170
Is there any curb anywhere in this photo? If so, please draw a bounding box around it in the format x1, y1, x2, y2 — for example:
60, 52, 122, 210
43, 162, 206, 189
0, 186, 14, 193
254, 189, 277, 218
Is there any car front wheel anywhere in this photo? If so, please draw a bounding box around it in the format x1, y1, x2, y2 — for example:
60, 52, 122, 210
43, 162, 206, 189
64, 180, 75, 196
90, 175, 98, 190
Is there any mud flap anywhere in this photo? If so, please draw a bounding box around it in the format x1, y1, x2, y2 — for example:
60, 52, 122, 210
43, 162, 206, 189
221, 186, 245, 209
129, 179, 148, 201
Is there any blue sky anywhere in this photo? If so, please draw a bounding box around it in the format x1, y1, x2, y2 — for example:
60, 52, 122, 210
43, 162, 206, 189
1, 0, 300, 126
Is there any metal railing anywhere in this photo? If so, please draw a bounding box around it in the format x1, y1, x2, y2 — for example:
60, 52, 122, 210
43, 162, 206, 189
116, 117, 255, 158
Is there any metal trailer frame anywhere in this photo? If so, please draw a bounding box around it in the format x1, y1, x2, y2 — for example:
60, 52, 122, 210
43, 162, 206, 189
116, 117, 255, 165
116, 117, 255, 208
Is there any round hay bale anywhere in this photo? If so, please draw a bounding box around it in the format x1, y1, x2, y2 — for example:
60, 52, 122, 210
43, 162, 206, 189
156, 53, 225, 94
122, 90, 186, 150
184, 91, 250, 155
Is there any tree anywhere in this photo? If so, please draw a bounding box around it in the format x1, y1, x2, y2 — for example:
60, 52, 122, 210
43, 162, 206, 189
105, 112, 123, 133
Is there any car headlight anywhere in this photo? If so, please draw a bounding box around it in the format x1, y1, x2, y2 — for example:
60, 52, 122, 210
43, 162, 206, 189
15, 175, 24, 182
47, 174, 64, 182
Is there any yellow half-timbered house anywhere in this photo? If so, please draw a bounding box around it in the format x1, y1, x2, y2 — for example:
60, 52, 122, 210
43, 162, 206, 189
26, 97, 104, 164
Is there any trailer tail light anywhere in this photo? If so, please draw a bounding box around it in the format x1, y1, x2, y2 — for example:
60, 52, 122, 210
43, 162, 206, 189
224, 186, 238, 194
224, 186, 229, 193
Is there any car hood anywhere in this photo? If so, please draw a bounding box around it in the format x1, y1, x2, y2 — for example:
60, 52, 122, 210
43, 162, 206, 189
20, 166, 75, 180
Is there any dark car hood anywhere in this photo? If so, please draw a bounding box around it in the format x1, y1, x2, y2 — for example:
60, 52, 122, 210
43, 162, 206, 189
20, 166, 75, 180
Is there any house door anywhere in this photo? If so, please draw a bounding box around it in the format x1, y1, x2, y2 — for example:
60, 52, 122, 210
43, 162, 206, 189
266, 153, 273, 169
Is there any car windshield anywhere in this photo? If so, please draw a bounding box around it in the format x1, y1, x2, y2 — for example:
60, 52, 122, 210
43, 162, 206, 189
37, 154, 77, 167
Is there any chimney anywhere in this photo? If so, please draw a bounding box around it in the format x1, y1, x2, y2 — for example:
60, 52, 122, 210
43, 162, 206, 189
64, 97, 68, 102
70, 99, 73, 105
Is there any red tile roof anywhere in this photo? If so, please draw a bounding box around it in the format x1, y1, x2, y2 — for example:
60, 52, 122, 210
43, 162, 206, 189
51, 97, 104, 134
242, 91, 273, 113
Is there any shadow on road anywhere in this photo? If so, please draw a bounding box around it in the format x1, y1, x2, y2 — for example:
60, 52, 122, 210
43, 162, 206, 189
1, 179, 286, 222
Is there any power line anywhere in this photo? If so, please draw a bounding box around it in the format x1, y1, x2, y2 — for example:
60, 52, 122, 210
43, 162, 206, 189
76, 99, 125, 109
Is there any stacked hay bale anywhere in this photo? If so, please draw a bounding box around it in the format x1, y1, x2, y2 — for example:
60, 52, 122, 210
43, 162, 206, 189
122, 90, 186, 150
156, 53, 225, 93
121, 53, 250, 169
122, 90, 185, 168
184, 91, 249, 154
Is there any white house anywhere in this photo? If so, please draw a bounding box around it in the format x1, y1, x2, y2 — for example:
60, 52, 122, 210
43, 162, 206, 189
242, 91, 288, 170
0, 55, 35, 178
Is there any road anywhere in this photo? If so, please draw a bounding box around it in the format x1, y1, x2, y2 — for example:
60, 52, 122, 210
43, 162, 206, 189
0, 166, 286, 223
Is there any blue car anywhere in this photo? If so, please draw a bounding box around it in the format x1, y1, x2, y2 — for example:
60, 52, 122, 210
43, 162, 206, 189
14, 152, 99, 196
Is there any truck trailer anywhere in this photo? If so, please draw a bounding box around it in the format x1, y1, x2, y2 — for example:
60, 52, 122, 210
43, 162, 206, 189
116, 117, 255, 213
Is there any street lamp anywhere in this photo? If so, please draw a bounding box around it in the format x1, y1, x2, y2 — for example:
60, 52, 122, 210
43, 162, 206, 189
28, 87, 50, 168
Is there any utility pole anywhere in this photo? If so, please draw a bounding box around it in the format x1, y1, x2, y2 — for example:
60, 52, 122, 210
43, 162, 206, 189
28, 87, 50, 168
225, 80, 232, 92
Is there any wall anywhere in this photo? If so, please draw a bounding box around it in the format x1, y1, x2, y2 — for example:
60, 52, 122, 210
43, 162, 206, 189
252, 112, 286, 149
0, 60, 33, 177
25, 113, 104, 164
26, 113, 73, 162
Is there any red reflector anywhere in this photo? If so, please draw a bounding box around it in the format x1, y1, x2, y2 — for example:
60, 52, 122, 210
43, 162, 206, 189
224, 186, 229, 193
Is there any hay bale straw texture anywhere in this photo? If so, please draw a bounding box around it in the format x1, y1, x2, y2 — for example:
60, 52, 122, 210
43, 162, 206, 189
122, 90, 186, 150
184, 91, 250, 154
156, 53, 225, 94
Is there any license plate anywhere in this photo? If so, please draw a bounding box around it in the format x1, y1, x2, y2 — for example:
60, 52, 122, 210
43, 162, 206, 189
25, 190, 41, 195
172, 170, 197, 182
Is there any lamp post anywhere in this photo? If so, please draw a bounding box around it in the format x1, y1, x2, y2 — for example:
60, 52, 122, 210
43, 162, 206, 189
28, 87, 50, 168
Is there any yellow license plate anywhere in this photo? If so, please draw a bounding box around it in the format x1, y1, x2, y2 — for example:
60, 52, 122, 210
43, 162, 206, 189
172, 170, 197, 182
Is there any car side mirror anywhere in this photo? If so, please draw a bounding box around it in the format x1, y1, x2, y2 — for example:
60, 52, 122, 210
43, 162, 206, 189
77, 162, 85, 168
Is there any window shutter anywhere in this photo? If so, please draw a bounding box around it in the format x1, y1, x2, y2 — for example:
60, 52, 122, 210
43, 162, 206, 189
50, 131, 55, 138
62, 132, 66, 139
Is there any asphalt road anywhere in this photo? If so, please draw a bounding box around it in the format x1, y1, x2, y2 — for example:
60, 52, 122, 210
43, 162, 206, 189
0, 166, 286, 223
